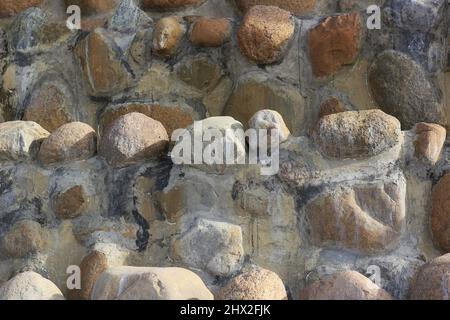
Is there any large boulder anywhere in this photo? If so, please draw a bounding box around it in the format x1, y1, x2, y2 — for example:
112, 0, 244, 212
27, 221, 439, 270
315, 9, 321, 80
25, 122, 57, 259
299, 271, 393, 300
99, 112, 169, 168
313, 110, 402, 159
0, 272, 64, 300
368, 50, 446, 129
91, 267, 213, 300
410, 254, 450, 300
237, 5, 295, 64
0, 121, 49, 161
38, 122, 97, 166
217, 266, 287, 300
172, 218, 244, 277
431, 174, 450, 252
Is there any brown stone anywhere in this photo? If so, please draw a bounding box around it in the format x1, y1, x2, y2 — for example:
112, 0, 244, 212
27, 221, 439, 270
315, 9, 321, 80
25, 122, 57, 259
153, 17, 185, 57
68, 251, 109, 300
99, 103, 193, 138
190, 18, 231, 47
410, 254, 450, 300
142, 0, 205, 9
319, 97, 347, 118
155, 186, 186, 223
217, 266, 287, 300
23, 84, 73, 133
431, 174, 450, 253
177, 57, 223, 92
237, 5, 295, 64
52, 185, 87, 220
314, 110, 402, 159
299, 271, 393, 300
64, 0, 118, 15
80, 16, 108, 32
413, 123, 446, 165
1, 220, 48, 258
75, 29, 132, 97
235, 0, 316, 15
0, 0, 43, 17
38, 122, 97, 166
99, 112, 169, 168
306, 180, 405, 254
309, 13, 362, 77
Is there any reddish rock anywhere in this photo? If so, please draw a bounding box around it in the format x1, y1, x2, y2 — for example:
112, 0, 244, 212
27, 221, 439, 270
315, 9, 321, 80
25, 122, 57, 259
431, 174, 450, 253
414, 123, 446, 165
153, 17, 185, 57
99, 112, 169, 168
238, 5, 295, 64
410, 254, 450, 300
38, 122, 97, 166
0, 0, 43, 18
52, 185, 87, 220
299, 271, 393, 300
23, 84, 73, 133
80, 16, 108, 32
235, 0, 316, 15
142, 0, 205, 9
99, 103, 193, 137
319, 97, 347, 118
309, 13, 362, 77
68, 251, 109, 300
190, 17, 231, 47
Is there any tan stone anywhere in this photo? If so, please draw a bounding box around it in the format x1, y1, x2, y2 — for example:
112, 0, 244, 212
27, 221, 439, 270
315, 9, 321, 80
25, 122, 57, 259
0, 271, 64, 300
309, 13, 362, 77
38, 122, 97, 166
91, 267, 213, 300
64, 0, 118, 15
235, 0, 316, 15
238, 5, 295, 64
75, 29, 131, 97
67, 251, 109, 300
1, 220, 48, 258
99, 112, 169, 168
299, 271, 393, 300
155, 186, 186, 223
100, 103, 193, 137
413, 123, 446, 165
0, 0, 43, 18
217, 266, 287, 300
153, 17, 185, 57
248, 109, 291, 142
177, 56, 223, 92
431, 174, 450, 253
143, 0, 205, 9
23, 85, 74, 133
319, 97, 347, 118
306, 180, 405, 254
190, 17, 231, 47
314, 110, 402, 159
52, 185, 87, 220
410, 254, 450, 300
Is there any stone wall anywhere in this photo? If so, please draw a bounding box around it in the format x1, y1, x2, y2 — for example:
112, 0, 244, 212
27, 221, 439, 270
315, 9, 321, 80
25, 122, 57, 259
0, 0, 449, 300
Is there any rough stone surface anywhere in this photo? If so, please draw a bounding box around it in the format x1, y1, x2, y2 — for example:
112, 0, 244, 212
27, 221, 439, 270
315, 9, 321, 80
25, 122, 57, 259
237, 5, 295, 64
172, 218, 244, 277
91, 266, 214, 300
368, 50, 446, 129
51, 185, 87, 220
410, 254, 450, 300
319, 97, 347, 118
413, 123, 446, 165
306, 177, 406, 254
299, 271, 393, 300
38, 122, 97, 166
0, 272, 64, 300
64, 0, 119, 15
431, 174, 450, 253
314, 110, 402, 159
99, 112, 169, 168
235, 0, 316, 15
248, 109, 291, 143
217, 266, 287, 300
1, 220, 48, 258
0, 0, 43, 18
0, 121, 49, 161
67, 251, 109, 300
142, 0, 205, 10
153, 17, 185, 57
190, 17, 231, 47
309, 13, 361, 77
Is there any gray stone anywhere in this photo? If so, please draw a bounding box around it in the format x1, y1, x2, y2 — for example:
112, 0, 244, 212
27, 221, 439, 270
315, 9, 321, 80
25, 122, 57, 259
109, 0, 153, 32
390, 0, 446, 32
368, 50, 446, 129
9, 7, 46, 52
0, 271, 64, 300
